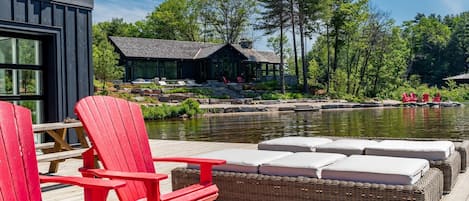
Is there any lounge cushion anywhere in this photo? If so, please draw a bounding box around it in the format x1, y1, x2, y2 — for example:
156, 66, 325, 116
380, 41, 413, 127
188, 149, 292, 173
258, 137, 333, 152
321, 155, 430, 185
259, 152, 346, 178
316, 139, 378, 155
365, 140, 455, 160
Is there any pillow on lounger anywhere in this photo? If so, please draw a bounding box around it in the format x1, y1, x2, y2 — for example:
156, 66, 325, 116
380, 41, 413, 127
259, 152, 346, 178
188, 149, 292, 173
365, 140, 455, 160
321, 155, 430, 185
258, 137, 333, 152
316, 139, 378, 155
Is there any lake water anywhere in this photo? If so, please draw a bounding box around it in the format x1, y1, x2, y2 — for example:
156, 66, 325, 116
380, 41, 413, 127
146, 106, 469, 143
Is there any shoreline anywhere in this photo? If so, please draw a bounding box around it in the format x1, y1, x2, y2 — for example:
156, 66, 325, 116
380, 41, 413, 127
197, 99, 462, 115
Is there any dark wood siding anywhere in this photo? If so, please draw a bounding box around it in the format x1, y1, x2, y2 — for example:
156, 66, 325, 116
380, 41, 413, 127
77, 9, 90, 100
0, 0, 12, 20
40, 2, 52, 25
28, 0, 41, 24
0, 0, 94, 123
14, 0, 27, 22
65, 7, 77, 116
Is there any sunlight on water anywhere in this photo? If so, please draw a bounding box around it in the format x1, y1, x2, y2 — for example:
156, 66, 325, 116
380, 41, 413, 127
146, 106, 469, 143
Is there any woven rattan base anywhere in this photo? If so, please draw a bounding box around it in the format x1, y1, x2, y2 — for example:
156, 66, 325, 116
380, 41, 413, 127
454, 141, 469, 172
429, 151, 460, 193
172, 168, 443, 201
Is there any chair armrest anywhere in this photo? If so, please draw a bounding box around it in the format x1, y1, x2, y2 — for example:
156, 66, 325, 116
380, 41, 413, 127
153, 157, 226, 184
152, 157, 226, 166
39, 175, 126, 189
79, 168, 168, 182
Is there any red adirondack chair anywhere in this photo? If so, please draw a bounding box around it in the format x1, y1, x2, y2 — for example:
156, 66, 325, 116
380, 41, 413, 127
75, 96, 226, 201
0, 101, 125, 201
433, 93, 441, 103
402, 93, 411, 103
409, 92, 418, 102
422, 93, 430, 102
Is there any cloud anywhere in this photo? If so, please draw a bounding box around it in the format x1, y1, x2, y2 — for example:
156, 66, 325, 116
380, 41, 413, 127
440, 0, 464, 13
93, 0, 161, 23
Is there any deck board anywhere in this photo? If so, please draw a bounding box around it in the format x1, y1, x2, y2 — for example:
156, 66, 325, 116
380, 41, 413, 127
40, 139, 469, 201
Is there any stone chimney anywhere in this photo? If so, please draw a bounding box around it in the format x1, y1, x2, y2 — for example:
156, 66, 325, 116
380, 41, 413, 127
239, 38, 253, 49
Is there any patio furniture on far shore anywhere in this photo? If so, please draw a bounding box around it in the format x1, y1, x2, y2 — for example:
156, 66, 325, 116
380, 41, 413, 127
172, 151, 443, 201
0, 101, 125, 201
422, 93, 430, 102
75, 96, 226, 201
433, 93, 441, 102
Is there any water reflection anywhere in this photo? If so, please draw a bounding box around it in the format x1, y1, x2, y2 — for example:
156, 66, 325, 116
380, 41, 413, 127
146, 106, 469, 143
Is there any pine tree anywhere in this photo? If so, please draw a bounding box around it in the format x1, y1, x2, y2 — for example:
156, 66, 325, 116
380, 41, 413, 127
257, 0, 290, 93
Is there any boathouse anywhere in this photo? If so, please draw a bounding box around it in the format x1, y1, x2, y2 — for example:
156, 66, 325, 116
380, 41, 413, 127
109, 36, 281, 83
443, 73, 469, 84
0, 0, 94, 124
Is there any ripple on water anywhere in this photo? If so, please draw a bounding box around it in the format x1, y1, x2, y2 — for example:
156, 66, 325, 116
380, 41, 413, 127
146, 106, 469, 143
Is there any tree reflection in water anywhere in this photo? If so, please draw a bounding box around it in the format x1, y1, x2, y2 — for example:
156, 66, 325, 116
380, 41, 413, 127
146, 106, 469, 143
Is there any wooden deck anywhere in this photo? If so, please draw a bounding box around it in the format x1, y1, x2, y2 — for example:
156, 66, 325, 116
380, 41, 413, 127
41, 140, 469, 201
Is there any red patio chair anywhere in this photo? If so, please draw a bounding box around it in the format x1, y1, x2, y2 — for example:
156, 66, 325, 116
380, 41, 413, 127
409, 92, 418, 102
422, 93, 430, 102
402, 93, 410, 103
433, 93, 441, 102
0, 101, 125, 201
75, 96, 226, 201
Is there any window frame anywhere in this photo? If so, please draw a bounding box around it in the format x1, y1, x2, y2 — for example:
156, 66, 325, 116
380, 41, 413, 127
0, 34, 45, 124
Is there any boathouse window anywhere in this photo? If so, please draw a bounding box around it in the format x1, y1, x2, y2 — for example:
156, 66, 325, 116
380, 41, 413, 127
0, 36, 43, 124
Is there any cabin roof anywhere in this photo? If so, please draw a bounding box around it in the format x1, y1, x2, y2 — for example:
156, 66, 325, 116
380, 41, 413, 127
109, 36, 280, 64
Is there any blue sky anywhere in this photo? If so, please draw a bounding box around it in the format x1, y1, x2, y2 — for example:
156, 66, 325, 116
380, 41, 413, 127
94, 0, 469, 51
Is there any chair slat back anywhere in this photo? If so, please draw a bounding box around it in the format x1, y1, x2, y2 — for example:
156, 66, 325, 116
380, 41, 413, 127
75, 96, 155, 201
0, 102, 41, 201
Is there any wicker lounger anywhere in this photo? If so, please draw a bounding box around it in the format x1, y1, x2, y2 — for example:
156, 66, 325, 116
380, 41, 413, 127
326, 136, 469, 173
429, 151, 461, 193
364, 140, 461, 194
172, 168, 443, 201
454, 141, 469, 172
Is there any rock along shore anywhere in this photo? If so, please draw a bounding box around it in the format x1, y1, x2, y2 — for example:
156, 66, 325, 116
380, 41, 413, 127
197, 99, 463, 115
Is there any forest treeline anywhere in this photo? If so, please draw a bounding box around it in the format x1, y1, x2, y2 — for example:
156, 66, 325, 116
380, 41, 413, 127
93, 0, 469, 101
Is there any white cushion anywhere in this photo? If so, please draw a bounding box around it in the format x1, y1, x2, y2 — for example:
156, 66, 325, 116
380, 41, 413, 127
188, 149, 292, 173
259, 152, 346, 178
321, 155, 430, 185
365, 140, 455, 160
258, 137, 333, 152
316, 139, 378, 155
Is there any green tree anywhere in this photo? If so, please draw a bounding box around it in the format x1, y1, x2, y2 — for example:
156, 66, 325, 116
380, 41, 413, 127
93, 40, 124, 92
201, 0, 256, 44
92, 18, 138, 44
402, 14, 451, 85
289, 0, 300, 85
267, 35, 292, 59
257, 0, 290, 93
443, 12, 469, 77
140, 0, 202, 41
297, 0, 332, 92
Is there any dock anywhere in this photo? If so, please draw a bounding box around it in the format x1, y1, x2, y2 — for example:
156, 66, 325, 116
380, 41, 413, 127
41, 140, 469, 201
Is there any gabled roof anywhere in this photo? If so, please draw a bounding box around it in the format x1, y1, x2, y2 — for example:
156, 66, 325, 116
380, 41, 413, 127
109, 36, 280, 64
443, 73, 469, 80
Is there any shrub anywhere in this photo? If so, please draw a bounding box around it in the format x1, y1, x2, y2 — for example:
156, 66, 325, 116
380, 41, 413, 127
254, 80, 279, 90
141, 98, 202, 120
